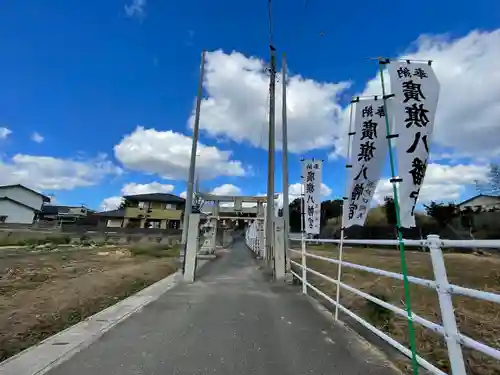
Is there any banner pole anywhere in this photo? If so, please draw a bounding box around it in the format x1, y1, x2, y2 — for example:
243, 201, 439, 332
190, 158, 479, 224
335, 100, 355, 320
378, 60, 420, 375
300, 162, 307, 294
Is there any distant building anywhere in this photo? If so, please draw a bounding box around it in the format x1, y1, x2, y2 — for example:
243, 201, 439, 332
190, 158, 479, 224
39, 205, 90, 224
94, 209, 125, 228
457, 194, 500, 212
0, 184, 51, 224
96, 193, 186, 229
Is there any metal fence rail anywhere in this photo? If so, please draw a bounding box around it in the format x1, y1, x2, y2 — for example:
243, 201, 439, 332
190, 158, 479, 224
245, 225, 500, 375
289, 235, 500, 375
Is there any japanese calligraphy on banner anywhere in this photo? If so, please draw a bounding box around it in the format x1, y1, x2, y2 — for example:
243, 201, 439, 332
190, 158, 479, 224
388, 62, 440, 228
343, 98, 389, 227
302, 159, 322, 234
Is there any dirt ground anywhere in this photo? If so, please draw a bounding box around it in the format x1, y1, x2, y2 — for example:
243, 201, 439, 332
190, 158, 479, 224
291, 244, 500, 375
0, 246, 179, 362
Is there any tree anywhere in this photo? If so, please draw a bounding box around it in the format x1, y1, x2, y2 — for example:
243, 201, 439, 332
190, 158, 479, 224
423, 201, 457, 228
383, 197, 399, 244
320, 199, 343, 228
118, 198, 133, 210
460, 206, 474, 229
383, 197, 397, 226
287, 198, 344, 233
288, 198, 302, 233
365, 206, 387, 226
475, 163, 500, 196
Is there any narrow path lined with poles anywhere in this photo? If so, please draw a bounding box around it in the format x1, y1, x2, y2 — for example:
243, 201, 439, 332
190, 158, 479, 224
46, 240, 399, 375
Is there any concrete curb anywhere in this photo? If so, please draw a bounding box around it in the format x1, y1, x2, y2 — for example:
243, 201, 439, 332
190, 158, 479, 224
0, 259, 210, 375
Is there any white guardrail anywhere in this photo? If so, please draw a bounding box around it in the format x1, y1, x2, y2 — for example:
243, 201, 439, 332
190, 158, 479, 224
244, 229, 500, 375
245, 220, 264, 257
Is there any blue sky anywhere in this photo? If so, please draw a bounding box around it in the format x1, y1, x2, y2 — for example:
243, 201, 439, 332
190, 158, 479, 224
1, 0, 500, 210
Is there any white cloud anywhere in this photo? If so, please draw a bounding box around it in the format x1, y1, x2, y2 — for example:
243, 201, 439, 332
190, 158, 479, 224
99, 181, 176, 211
31, 132, 44, 143
210, 183, 242, 196
100, 196, 123, 211
186, 31, 500, 160
121, 181, 174, 196
114, 126, 246, 180
209, 184, 257, 208
0, 127, 12, 139
374, 163, 489, 204
180, 191, 187, 199
189, 50, 350, 153
333, 29, 500, 159
0, 154, 122, 191
124, 0, 146, 19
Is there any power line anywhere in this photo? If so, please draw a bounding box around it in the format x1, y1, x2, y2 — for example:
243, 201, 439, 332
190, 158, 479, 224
267, 0, 274, 47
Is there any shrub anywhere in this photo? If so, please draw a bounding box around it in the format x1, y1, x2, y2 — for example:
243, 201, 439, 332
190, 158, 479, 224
19, 238, 43, 246
46, 235, 71, 245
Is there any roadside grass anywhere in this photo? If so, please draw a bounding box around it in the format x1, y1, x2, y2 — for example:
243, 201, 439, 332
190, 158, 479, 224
129, 243, 181, 258
0, 247, 179, 361
290, 244, 500, 375
0, 234, 72, 247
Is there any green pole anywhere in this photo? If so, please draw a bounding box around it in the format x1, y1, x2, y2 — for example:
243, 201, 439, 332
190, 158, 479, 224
378, 60, 420, 375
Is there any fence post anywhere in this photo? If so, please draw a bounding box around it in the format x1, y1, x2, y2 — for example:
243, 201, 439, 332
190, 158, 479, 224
427, 234, 467, 375
301, 234, 307, 294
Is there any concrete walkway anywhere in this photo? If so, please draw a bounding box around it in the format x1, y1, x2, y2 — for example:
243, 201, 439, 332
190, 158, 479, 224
46, 240, 399, 375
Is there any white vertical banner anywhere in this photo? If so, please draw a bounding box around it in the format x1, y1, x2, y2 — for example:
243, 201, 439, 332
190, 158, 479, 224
302, 159, 322, 234
343, 98, 389, 227
388, 62, 440, 227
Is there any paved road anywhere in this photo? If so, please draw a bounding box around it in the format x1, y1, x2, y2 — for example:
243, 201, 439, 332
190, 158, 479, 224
47, 240, 399, 375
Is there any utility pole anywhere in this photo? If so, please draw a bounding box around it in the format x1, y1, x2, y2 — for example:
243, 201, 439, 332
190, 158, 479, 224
265, 46, 277, 264
281, 53, 290, 271
181, 50, 206, 245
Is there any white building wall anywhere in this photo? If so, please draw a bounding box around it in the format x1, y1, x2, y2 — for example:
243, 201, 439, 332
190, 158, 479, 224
67, 207, 88, 216
107, 219, 123, 228
460, 196, 500, 211
0, 200, 36, 223
0, 187, 44, 211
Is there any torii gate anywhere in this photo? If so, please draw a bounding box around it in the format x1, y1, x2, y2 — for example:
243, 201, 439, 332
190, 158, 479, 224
183, 193, 285, 282
198, 193, 271, 256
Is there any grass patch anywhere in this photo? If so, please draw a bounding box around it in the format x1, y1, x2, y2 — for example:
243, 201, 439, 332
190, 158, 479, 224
1, 235, 72, 247
130, 244, 180, 258
0, 248, 178, 361
45, 235, 71, 245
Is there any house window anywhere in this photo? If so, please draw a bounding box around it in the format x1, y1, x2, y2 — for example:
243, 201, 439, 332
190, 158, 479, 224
146, 220, 161, 229
138, 202, 150, 209
168, 220, 179, 229
165, 203, 175, 210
